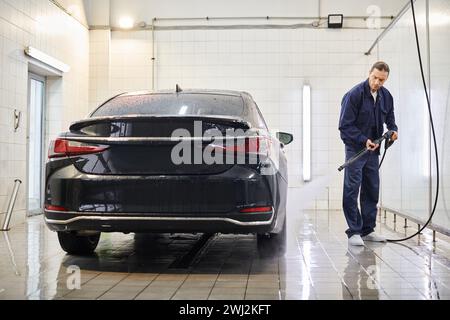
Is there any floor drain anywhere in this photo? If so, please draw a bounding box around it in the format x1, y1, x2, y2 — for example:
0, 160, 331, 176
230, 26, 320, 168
168, 233, 214, 269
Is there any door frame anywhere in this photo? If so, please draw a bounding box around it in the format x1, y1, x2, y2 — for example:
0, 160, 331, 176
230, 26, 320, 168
26, 73, 46, 216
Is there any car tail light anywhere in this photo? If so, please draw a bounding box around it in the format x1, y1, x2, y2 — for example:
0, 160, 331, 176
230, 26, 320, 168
211, 136, 272, 156
45, 204, 68, 211
239, 206, 273, 213
48, 138, 108, 158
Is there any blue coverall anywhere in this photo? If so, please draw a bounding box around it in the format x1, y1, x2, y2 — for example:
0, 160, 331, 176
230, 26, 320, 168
338, 79, 398, 238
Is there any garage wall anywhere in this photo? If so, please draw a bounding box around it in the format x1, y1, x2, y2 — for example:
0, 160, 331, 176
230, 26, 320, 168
88, 26, 381, 210
379, 0, 450, 233
378, 1, 429, 222
0, 0, 89, 227
429, 0, 450, 233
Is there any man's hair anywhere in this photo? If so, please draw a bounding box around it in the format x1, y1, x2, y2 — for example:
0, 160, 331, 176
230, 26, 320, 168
370, 61, 390, 74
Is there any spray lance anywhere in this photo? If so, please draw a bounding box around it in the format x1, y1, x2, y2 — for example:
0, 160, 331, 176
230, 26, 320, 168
338, 130, 395, 172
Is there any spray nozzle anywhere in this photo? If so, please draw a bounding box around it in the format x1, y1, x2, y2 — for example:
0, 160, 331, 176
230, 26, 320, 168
383, 130, 395, 150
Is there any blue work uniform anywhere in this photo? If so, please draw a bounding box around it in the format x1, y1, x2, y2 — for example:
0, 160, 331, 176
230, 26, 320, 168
338, 79, 398, 238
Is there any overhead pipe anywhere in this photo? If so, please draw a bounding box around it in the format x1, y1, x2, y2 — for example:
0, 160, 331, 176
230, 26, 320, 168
48, 0, 89, 29
151, 15, 394, 22
91, 14, 394, 32
365, 0, 415, 55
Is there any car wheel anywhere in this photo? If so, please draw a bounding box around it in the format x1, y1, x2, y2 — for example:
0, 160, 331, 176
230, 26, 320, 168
57, 232, 100, 255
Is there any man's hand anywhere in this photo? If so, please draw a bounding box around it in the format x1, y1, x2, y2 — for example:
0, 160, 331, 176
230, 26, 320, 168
366, 139, 380, 151
390, 131, 398, 142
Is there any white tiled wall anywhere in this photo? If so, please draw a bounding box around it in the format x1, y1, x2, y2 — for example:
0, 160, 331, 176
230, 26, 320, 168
0, 0, 89, 227
379, 0, 450, 232
429, 0, 450, 231
89, 29, 111, 111
110, 31, 153, 95
88, 27, 380, 210
377, 6, 430, 220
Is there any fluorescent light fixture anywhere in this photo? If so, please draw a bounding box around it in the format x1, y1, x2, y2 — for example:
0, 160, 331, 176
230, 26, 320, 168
24, 46, 70, 73
327, 14, 343, 28
119, 16, 134, 29
303, 84, 311, 182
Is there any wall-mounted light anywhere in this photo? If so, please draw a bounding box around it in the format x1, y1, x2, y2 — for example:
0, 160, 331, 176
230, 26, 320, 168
327, 14, 343, 28
303, 84, 311, 182
24, 46, 70, 73
119, 16, 134, 29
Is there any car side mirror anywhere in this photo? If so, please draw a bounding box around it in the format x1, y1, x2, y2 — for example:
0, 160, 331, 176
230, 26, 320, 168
276, 132, 293, 145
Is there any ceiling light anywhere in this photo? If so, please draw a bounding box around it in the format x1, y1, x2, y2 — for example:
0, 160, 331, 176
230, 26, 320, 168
119, 17, 134, 29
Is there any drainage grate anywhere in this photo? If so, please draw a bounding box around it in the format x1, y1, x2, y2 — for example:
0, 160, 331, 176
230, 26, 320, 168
168, 233, 214, 269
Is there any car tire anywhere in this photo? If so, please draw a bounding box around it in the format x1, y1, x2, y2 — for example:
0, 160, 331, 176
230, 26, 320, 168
57, 232, 100, 255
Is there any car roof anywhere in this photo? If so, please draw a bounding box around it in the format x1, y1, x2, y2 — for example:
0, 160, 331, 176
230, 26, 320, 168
118, 89, 252, 99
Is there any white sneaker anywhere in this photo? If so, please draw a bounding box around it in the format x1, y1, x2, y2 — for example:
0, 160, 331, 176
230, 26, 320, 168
362, 232, 386, 242
348, 245, 365, 255
348, 235, 365, 246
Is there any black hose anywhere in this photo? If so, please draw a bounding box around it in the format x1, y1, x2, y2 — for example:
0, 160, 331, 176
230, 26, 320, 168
386, 0, 440, 242
378, 143, 388, 168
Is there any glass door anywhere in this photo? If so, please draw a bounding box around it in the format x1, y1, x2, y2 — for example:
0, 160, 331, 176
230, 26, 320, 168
27, 74, 45, 216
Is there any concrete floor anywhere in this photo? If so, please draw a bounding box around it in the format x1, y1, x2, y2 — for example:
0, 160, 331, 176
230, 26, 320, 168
1, 210, 450, 300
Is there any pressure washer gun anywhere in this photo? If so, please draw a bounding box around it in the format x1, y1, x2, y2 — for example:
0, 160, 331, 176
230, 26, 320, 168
338, 130, 395, 172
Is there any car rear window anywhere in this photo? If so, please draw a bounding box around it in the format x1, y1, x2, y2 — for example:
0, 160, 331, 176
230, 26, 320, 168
91, 93, 244, 117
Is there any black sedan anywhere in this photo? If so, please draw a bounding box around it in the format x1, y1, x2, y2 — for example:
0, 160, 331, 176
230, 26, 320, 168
44, 89, 293, 254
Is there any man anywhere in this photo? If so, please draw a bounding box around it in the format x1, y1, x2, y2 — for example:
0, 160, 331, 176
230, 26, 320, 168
338, 61, 398, 246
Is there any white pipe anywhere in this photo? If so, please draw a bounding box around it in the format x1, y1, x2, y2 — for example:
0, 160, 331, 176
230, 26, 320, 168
1, 179, 22, 231
365, 0, 415, 55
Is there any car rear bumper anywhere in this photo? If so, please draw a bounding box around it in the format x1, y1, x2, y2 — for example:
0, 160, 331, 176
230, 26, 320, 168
45, 160, 285, 234
44, 208, 274, 234
45, 163, 275, 214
